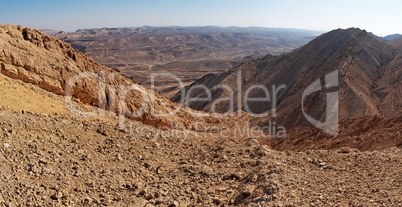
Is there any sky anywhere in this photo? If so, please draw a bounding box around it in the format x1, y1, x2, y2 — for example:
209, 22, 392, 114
0, 0, 401, 36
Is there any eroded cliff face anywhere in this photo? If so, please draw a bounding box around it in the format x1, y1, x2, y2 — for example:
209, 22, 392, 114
0, 24, 225, 130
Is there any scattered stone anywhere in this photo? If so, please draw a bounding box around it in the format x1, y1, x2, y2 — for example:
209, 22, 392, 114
256, 145, 270, 156
38, 158, 48, 165
246, 138, 259, 147
84, 196, 92, 203
242, 185, 255, 196
169, 200, 179, 207
253, 195, 272, 203
322, 165, 333, 171
339, 147, 351, 153
264, 182, 280, 195
116, 154, 123, 161
233, 172, 245, 180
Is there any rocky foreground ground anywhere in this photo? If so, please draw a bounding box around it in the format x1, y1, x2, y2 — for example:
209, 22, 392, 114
1, 75, 401, 207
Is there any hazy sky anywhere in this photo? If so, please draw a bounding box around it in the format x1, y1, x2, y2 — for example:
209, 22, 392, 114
0, 0, 400, 36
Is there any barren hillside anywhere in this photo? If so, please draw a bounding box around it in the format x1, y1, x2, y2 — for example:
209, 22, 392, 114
388, 36, 402, 51
173, 28, 402, 128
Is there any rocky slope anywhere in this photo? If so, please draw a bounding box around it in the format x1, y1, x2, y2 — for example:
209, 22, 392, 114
1, 73, 402, 206
173, 28, 402, 129
0, 24, 227, 130
268, 115, 402, 151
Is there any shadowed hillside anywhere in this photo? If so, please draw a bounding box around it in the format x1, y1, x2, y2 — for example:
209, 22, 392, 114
173, 28, 402, 128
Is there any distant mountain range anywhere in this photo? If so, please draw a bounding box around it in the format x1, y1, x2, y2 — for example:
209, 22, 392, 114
53, 26, 321, 97
383, 33, 402, 40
